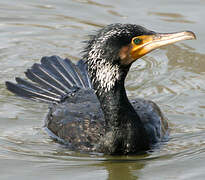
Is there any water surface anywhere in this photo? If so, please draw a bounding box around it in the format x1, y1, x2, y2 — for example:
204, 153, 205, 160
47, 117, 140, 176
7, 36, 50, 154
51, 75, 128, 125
0, 0, 205, 179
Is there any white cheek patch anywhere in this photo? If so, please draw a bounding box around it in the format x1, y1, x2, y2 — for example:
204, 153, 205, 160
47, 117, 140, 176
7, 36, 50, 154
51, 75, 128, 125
87, 51, 120, 94
95, 61, 120, 93
86, 38, 122, 94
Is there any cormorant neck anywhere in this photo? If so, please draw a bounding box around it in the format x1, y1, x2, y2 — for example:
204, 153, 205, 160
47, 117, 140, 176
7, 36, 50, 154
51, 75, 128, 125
98, 79, 136, 129
88, 61, 141, 129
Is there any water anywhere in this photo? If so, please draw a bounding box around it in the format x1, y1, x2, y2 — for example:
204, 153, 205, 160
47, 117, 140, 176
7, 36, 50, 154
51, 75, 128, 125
0, 0, 205, 179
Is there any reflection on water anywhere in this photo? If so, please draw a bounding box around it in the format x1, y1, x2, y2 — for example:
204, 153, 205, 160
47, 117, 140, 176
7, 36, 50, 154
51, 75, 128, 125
1, 0, 205, 179
102, 161, 145, 180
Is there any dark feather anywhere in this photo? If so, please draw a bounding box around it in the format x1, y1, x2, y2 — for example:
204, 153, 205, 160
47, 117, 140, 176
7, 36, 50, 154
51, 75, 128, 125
5, 81, 60, 103
6, 56, 91, 103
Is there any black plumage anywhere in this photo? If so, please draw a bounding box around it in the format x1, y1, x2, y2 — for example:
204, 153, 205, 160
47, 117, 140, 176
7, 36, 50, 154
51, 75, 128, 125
5, 23, 195, 154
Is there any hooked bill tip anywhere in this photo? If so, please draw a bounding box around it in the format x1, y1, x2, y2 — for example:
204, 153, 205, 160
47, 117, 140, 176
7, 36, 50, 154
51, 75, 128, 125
184, 31, 196, 40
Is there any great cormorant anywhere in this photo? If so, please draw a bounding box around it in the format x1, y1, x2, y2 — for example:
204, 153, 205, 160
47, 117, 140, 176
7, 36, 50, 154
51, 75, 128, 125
5, 23, 196, 154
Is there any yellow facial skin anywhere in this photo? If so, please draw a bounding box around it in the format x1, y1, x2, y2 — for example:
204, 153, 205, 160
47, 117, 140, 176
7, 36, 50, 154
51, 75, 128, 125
127, 31, 196, 64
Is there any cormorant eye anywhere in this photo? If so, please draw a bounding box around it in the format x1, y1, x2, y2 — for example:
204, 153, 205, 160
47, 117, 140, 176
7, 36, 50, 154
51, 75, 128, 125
133, 38, 142, 45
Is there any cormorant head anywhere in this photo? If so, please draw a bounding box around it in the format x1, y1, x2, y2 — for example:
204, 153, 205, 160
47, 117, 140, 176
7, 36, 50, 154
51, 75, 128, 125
83, 23, 195, 94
